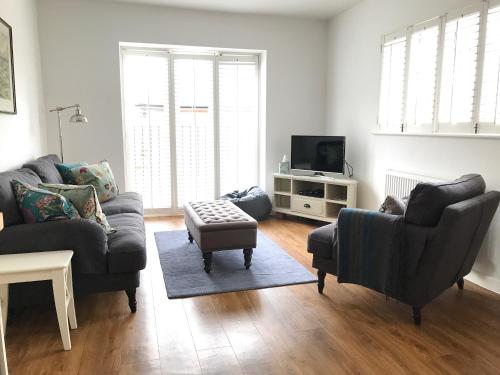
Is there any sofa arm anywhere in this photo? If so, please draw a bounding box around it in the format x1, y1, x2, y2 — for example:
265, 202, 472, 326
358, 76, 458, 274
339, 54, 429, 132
0, 219, 108, 274
337, 208, 404, 295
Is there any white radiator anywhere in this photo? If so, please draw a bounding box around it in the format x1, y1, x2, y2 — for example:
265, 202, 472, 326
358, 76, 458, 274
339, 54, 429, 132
385, 170, 445, 198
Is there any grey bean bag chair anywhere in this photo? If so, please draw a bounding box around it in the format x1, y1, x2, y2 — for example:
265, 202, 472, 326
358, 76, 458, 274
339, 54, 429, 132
221, 186, 272, 221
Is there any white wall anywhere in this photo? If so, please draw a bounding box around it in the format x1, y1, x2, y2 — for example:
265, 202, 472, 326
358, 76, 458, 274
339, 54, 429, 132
0, 0, 46, 171
37, 0, 328, 192
327, 0, 500, 292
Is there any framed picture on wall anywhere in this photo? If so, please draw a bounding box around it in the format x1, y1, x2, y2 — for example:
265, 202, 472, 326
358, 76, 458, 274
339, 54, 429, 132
0, 16, 16, 114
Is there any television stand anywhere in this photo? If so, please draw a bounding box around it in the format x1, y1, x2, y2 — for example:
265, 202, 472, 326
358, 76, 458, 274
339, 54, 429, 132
272, 173, 357, 223
313, 172, 325, 177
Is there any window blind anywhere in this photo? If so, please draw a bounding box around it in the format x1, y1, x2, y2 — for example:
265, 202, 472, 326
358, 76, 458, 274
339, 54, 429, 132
479, 5, 500, 127
173, 56, 215, 207
405, 24, 440, 130
438, 10, 481, 129
218, 56, 259, 194
378, 36, 407, 131
122, 52, 172, 209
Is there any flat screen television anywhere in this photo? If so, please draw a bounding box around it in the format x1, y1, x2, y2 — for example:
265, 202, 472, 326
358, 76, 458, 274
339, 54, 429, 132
291, 135, 345, 175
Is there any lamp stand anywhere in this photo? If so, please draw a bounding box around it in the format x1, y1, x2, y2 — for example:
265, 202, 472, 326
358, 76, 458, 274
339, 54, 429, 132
57, 110, 65, 163
49, 104, 88, 164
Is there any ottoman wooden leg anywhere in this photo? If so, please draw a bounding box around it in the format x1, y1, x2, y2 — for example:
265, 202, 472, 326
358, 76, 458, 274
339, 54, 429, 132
203, 252, 213, 273
188, 231, 194, 243
243, 249, 253, 269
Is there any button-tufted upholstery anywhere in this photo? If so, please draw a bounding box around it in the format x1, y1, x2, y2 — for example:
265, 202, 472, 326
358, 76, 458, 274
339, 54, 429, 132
190, 200, 250, 224
184, 200, 257, 253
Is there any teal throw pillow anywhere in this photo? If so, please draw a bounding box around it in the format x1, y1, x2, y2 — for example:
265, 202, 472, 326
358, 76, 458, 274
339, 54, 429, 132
56, 161, 118, 203
40, 183, 114, 234
11, 180, 80, 224
55, 162, 87, 184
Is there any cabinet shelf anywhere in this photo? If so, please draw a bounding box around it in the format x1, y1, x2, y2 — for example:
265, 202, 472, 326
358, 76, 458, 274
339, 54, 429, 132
274, 191, 291, 196
272, 173, 357, 223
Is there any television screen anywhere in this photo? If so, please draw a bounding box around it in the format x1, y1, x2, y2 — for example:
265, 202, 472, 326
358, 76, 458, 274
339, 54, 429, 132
291, 135, 345, 174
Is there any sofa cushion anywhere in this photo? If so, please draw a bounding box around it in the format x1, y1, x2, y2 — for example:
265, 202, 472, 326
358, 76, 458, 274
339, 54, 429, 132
40, 183, 113, 234
379, 195, 407, 215
12, 180, 81, 224
23, 154, 63, 184
0, 168, 43, 226
405, 174, 486, 226
100, 192, 143, 216
106, 213, 146, 273
57, 161, 119, 203
55, 162, 86, 184
307, 223, 337, 259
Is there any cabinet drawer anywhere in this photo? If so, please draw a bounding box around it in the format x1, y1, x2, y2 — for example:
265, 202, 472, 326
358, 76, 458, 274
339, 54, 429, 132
291, 197, 324, 217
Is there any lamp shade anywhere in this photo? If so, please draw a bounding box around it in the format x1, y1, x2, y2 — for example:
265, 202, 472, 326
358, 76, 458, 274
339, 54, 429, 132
69, 107, 88, 123
0, 212, 3, 231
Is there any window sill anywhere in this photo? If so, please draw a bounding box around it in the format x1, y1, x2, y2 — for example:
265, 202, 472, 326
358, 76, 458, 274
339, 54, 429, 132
372, 131, 500, 139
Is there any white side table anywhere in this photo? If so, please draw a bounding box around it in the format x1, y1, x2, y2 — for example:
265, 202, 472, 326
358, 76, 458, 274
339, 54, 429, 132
0, 250, 77, 356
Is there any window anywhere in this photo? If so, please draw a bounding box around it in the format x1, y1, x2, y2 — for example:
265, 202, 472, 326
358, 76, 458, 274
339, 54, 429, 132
121, 51, 172, 209
173, 56, 215, 206
121, 48, 261, 210
218, 56, 259, 194
479, 4, 500, 128
378, 34, 406, 131
378, 0, 500, 135
438, 10, 480, 131
406, 22, 440, 131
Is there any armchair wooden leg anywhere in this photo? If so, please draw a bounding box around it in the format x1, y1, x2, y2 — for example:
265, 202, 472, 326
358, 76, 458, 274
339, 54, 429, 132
317, 270, 326, 294
126, 289, 137, 313
412, 306, 422, 326
457, 277, 464, 290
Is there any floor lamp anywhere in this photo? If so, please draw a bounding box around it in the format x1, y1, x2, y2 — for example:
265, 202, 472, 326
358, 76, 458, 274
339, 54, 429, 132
49, 104, 88, 162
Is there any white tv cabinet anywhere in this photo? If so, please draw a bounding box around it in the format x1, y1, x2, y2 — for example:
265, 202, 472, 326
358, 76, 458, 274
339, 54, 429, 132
273, 173, 357, 223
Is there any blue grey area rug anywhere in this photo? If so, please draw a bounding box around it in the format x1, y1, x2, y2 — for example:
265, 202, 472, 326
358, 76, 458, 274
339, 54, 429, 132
154, 230, 317, 299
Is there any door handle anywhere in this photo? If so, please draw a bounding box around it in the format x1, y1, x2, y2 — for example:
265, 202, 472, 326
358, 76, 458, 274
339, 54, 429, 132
304, 204, 311, 208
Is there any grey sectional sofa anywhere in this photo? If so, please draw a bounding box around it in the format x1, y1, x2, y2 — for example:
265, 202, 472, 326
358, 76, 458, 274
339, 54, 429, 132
0, 154, 146, 312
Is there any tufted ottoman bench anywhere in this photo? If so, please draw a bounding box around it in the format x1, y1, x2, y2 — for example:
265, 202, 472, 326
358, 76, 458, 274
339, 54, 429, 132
184, 200, 258, 273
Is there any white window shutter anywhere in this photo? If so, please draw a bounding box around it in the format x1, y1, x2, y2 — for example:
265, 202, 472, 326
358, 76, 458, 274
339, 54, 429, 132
405, 22, 440, 131
438, 9, 481, 132
217, 56, 259, 194
173, 56, 215, 207
378, 35, 407, 131
121, 51, 172, 209
479, 4, 500, 129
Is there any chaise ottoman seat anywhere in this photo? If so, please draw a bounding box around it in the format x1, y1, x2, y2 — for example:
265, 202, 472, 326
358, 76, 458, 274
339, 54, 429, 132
106, 213, 147, 274
184, 200, 257, 273
101, 192, 144, 216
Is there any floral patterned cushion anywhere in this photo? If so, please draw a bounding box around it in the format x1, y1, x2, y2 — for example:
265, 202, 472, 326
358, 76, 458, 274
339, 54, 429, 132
40, 183, 114, 234
56, 161, 118, 203
11, 180, 80, 224
55, 162, 86, 184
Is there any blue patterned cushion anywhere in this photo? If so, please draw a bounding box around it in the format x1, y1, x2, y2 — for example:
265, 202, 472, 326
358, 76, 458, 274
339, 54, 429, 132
11, 180, 80, 224
55, 162, 87, 184
56, 161, 118, 203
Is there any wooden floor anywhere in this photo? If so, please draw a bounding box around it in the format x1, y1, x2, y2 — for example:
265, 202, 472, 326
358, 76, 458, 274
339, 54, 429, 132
4, 216, 500, 374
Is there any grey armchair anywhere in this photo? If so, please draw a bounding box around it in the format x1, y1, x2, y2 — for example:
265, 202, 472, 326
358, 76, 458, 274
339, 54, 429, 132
307, 174, 500, 325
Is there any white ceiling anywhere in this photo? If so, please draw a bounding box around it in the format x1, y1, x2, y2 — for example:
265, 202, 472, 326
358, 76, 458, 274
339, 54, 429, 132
104, 0, 361, 19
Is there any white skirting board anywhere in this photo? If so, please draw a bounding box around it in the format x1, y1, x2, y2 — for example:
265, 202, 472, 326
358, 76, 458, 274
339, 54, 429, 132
466, 270, 500, 295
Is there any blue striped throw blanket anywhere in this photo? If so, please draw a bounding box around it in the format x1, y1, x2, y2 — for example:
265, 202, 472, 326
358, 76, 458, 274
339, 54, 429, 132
337, 208, 403, 297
